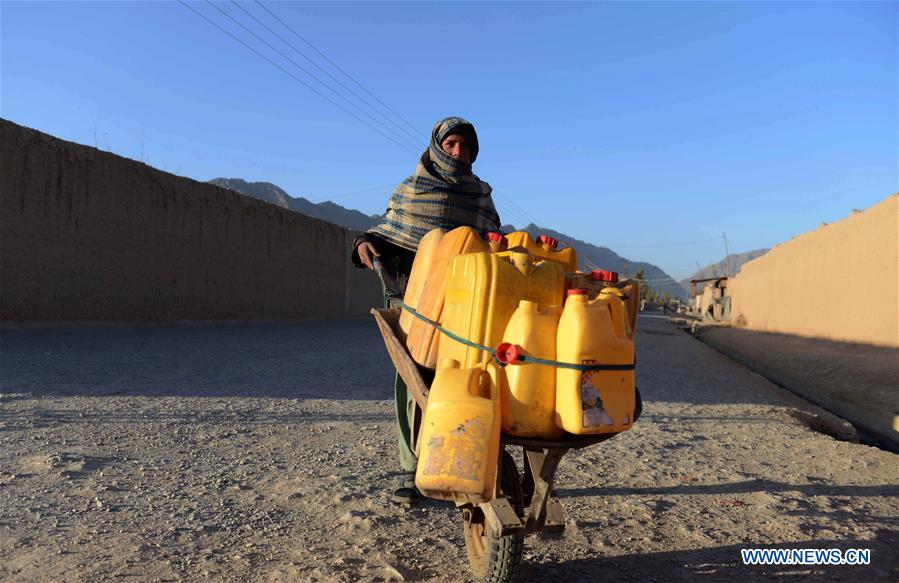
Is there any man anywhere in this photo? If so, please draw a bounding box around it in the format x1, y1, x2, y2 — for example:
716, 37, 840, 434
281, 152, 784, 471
352, 116, 500, 503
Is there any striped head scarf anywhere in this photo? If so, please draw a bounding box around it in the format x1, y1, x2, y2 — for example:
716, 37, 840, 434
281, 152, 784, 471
368, 116, 501, 251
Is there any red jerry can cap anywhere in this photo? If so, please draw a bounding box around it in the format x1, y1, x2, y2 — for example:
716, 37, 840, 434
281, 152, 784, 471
486, 232, 508, 248
567, 288, 589, 296
495, 342, 523, 365
590, 269, 619, 282
537, 235, 559, 248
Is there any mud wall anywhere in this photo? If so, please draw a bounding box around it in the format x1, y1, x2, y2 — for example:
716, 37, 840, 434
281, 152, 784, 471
0, 118, 382, 322
728, 194, 898, 347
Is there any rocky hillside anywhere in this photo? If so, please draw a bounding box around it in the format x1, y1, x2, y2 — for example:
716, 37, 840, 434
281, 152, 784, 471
210, 178, 382, 232
680, 248, 770, 294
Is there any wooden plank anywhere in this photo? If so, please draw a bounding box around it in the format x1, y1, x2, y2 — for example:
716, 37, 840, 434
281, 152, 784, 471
370, 308, 430, 410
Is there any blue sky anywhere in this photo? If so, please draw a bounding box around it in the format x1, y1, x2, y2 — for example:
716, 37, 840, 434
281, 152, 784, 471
2, 1, 896, 281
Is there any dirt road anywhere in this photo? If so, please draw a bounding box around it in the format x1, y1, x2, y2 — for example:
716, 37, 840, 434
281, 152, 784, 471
1, 316, 897, 582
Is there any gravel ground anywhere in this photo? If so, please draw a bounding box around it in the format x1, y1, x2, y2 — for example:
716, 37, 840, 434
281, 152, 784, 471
1, 315, 897, 582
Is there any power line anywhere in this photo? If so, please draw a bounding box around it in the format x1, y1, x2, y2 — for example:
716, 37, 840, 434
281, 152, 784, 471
310, 183, 397, 204
204, 1, 422, 152
244, 7, 542, 228
492, 192, 544, 228
232, 1, 425, 147
229, 0, 424, 150
492, 200, 537, 230
177, 1, 420, 156
182, 1, 551, 230
254, 0, 427, 141
214, 1, 550, 229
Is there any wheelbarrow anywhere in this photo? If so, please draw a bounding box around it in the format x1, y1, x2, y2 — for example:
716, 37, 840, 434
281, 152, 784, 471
370, 303, 642, 582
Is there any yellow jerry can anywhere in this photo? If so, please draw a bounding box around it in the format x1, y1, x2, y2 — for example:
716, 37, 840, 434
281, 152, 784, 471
563, 272, 640, 336
564, 269, 620, 297
598, 286, 634, 340
439, 250, 564, 369
617, 279, 640, 334
555, 290, 635, 435
486, 231, 509, 253
505, 231, 578, 272
500, 301, 564, 438
406, 227, 489, 368
415, 359, 501, 503
399, 228, 446, 339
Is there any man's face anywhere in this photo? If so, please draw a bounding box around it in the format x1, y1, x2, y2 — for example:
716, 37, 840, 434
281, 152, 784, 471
440, 133, 473, 164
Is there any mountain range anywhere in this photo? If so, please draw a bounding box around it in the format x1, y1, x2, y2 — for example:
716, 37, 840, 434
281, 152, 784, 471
211, 177, 701, 299
209, 178, 381, 232
497, 224, 688, 300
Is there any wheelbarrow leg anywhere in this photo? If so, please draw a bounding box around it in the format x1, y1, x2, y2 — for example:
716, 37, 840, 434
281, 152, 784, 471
522, 448, 567, 534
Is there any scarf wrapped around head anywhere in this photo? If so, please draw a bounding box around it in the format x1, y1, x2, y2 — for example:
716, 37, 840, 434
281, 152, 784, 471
367, 116, 501, 251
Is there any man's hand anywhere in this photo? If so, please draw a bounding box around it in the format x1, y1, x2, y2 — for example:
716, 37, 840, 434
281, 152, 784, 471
357, 241, 380, 270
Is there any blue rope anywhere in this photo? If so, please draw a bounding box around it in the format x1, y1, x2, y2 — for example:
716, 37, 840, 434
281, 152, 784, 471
399, 302, 635, 372
399, 302, 497, 357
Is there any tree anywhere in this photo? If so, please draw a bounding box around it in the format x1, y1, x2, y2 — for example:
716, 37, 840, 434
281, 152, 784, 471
633, 269, 651, 301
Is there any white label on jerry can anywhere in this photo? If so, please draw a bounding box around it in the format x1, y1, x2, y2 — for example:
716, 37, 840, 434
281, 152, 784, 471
581, 360, 613, 427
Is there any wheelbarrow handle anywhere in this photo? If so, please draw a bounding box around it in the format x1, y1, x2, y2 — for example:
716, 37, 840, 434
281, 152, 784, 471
372, 257, 404, 300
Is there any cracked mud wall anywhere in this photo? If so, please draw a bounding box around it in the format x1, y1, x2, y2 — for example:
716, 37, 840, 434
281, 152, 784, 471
728, 194, 898, 347
0, 118, 381, 321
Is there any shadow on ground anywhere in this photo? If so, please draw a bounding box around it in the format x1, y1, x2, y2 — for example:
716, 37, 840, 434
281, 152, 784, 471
520, 533, 897, 582
559, 478, 899, 500
0, 319, 395, 400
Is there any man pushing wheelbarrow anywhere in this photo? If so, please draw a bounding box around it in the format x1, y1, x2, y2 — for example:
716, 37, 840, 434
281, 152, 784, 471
352, 117, 642, 583
351, 116, 500, 504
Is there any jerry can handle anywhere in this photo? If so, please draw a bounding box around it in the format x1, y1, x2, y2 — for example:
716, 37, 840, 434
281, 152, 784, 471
596, 296, 626, 339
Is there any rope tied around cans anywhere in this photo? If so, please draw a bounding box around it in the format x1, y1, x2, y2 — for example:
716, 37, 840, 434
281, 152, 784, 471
399, 302, 635, 371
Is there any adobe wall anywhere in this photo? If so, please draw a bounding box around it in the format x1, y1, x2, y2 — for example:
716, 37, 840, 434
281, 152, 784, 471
0, 118, 382, 322
728, 194, 898, 347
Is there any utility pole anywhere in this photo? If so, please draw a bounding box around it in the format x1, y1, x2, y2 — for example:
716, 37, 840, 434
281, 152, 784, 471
722, 232, 731, 277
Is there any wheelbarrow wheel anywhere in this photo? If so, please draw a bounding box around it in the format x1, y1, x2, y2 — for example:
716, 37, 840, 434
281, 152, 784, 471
462, 449, 524, 583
